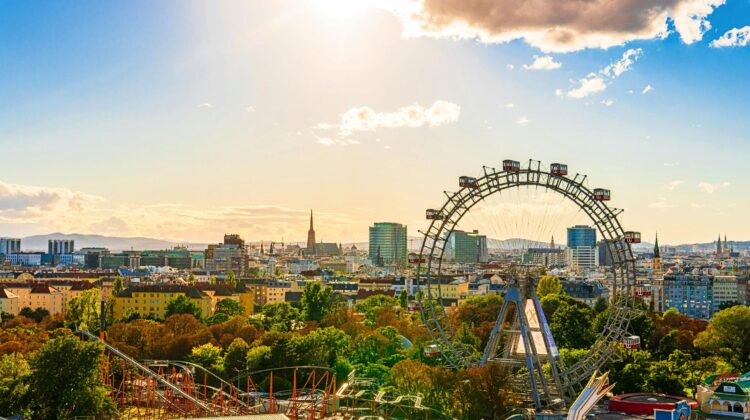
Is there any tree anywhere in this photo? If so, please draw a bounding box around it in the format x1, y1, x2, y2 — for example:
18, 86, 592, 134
65, 288, 101, 330
215, 299, 245, 317
695, 305, 750, 372
287, 327, 351, 367
189, 343, 223, 373
261, 302, 301, 332
223, 338, 250, 377
301, 282, 335, 322
246, 345, 272, 371
28, 334, 116, 419
187, 273, 196, 285
166, 295, 202, 319
226, 271, 237, 290
399, 289, 408, 308
19, 307, 50, 323
112, 276, 123, 296
210, 275, 217, 285
550, 303, 594, 349
454, 363, 518, 419
593, 296, 608, 313
0, 353, 30, 416
537, 275, 563, 297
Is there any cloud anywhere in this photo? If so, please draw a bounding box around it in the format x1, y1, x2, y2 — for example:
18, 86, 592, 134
568, 74, 607, 98
0, 181, 104, 218
648, 199, 673, 209
642, 84, 654, 94
698, 181, 730, 193
523, 55, 562, 70
385, 0, 725, 53
710, 26, 750, 48
516, 116, 530, 125
198, 103, 214, 108
567, 49, 642, 98
315, 100, 461, 145
555, 89, 564, 97
506, 103, 515, 108
601, 99, 614, 107
246, 106, 256, 112
506, 64, 515, 70
665, 180, 684, 190
663, 162, 680, 167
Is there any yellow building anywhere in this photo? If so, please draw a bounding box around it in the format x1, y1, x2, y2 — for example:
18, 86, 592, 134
196, 283, 244, 314
0, 287, 20, 315
357, 277, 394, 292
425, 278, 469, 305
266, 281, 292, 304
0, 282, 66, 315
113, 285, 211, 320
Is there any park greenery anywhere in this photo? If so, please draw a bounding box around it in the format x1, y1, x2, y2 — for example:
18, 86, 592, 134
1, 278, 750, 418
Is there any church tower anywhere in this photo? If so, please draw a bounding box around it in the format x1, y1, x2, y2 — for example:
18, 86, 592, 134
653, 233, 661, 273
307, 210, 316, 255
716, 234, 722, 257
724, 234, 729, 257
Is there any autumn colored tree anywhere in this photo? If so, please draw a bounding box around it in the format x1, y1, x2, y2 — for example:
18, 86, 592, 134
537, 275, 563, 297
223, 338, 250, 377
0, 353, 30, 416
453, 363, 518, 419
695, 305, 750, 372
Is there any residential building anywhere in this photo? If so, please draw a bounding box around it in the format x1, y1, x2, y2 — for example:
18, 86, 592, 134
663, 274, 713, 320
368, 222, 408, 267
266, 281, 292, 304
112, 285, 211, 320
0, 287, 20, 315
196, 283, 240, 313
712, 275, 739, 313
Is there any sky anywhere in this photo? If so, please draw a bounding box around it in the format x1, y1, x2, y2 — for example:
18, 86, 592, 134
0, 0, 749, 246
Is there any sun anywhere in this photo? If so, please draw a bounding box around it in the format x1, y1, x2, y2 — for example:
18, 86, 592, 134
312, 0, 376, 20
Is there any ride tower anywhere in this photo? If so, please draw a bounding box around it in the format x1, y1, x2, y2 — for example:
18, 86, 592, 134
480, 269, 565, 410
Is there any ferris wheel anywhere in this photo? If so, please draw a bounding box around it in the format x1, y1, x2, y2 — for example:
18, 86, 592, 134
416, 159, 640, 409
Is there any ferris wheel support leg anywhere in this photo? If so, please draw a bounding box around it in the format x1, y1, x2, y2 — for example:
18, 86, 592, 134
480, 293, 513, 365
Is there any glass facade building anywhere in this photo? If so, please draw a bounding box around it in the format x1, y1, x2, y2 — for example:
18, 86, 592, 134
368, 222, 407, 267
445, 230, 488, 264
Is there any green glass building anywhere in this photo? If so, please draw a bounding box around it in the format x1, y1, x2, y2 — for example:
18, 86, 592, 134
368, 222, 407, 267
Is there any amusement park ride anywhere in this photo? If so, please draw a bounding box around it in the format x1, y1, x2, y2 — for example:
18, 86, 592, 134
76, 158, 641, 419
418, 159, 642, 413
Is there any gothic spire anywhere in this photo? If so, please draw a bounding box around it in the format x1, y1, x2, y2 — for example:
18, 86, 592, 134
653, 232, 660, 258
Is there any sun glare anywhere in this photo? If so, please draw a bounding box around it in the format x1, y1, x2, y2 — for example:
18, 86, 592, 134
312, 0, 375, 20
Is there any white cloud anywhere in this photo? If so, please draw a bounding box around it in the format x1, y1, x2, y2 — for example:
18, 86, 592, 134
555, 89, 563, 97
198, 103, 214, 108
506, 64, 515, 70
315, 100, 461, 146
516, 116, 530, 125
523, 55, 562, 70
698, 181, 730, 193
710, 26, 750, 48
385, 0, 725, 53
642, 84, 654, 94
665, 180, 684, 190
566, 49, 642, 98
246, 106, 256, 112
648, 199, 673, 209
316, 137, 336, 146
663, 162, 680, 167
601, 99, 614, 107
568, 74, 607, 98
506, 103, 515, 108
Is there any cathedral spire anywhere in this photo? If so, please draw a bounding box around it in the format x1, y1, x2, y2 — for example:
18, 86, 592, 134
654, 232, 660, 258
306, 209, 316, 255
550, 235, 555, 249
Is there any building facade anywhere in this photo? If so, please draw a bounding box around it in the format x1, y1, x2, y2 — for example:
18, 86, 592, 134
368, 222, 408, 267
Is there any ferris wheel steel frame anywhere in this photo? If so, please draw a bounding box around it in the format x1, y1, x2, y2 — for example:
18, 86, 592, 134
416, 159, 637, 403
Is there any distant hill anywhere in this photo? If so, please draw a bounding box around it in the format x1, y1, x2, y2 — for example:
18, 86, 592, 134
20, 233, 207, 252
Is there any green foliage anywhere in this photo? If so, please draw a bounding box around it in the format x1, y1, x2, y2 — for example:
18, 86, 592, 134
187, 273, 196, 285
166, 295, 202, 319
351, 326, 403, 366
246, 345, 272, 371
223, 338, 250, 376
112, 276, 123, 295
593, 296, 608, 313
215, 298, 245, 317
354, 295, 399, 325
261, 302, 302, 332
301, 282, 335, 322
19, 307, 50, 323
65, 288, 101, 330
0, 353, 31, 416
288, 326, 351, 366
399, 289, 408, 308
226, 271, 237, 290
189, 343, 224, 373
549, 302, 594, 349
695, 305, 750, 372
28, 334, 116, 419
537, 275, 563, 297
457, 323, 481, 351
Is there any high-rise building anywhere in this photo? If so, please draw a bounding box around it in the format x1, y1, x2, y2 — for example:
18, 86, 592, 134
48, 239, 74, 255
445, 230, 488, 263
205, 234, 248, 275
567, 225, 598, 269
307, 210, 316, 254
368, 222, 407, 267
0, 238, 21, 255
663, 274, 714, 320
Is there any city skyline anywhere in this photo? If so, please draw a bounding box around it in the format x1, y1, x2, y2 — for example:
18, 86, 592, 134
1, 1, 750, 244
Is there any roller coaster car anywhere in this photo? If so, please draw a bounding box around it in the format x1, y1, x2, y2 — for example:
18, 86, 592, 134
426, 209, 444, 220
424, 344, 442, 357
551, 163, 568, 176
502, 160, 521, 172
594, 188, 611, 201
622, 335, 641, 349
459, 176, 479, 188
624, 231, 641, 243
